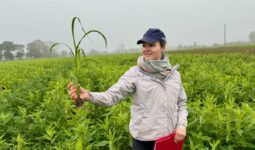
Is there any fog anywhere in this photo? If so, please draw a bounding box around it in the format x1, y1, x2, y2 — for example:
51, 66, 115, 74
1, 0, 255, 52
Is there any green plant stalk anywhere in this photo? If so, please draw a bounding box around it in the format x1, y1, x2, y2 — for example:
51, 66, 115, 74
74, 47, 82, 107
50, 16, 107, 108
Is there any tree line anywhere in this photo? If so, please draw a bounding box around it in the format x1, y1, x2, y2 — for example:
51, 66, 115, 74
1, 31, 255, 60
0, 40, 70, 61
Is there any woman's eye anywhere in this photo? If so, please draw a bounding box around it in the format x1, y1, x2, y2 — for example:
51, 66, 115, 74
142, 43, 155, 47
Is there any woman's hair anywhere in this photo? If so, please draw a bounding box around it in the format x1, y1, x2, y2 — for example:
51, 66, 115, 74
160, 41, 167, 49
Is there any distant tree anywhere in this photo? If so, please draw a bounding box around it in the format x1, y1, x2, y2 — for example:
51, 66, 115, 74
67, 51, 72, 56
60, 50, 68, 57
119, 43, 125, 50
3, 51, 14, 60
116, 43, 126, 53
177, 44, 183, 49
0, 41, 25, 60
89, 49, 100, 55
26, 40, 51, 58
0, 41, 15, 60
212, 43, 220, 47
249, 31, 255, 44
0, 45, 3, 60
16, 44, 25, 59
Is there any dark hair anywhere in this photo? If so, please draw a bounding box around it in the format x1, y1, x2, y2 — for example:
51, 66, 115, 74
160, 40, 166, 49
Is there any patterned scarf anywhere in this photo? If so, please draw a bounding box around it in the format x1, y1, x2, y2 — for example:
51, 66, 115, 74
137, 52, 180, 81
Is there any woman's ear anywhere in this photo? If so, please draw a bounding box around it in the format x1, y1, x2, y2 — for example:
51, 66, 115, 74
161, 47, 165, 52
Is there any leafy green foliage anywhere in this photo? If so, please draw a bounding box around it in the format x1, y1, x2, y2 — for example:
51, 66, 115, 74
0, 52, 254, 149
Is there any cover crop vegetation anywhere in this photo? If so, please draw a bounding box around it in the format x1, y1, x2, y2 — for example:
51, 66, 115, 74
0, 41, 254, 149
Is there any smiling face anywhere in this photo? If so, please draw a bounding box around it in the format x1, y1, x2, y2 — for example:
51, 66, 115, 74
141, 41, 165, 60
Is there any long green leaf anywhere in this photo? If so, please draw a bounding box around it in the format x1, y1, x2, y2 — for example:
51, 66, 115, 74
76, 30, 107, 50
49, 43, 75, 58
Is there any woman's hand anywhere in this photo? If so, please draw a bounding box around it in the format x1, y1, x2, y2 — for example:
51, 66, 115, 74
68, 82, 90, 101
173, 127, 186, 144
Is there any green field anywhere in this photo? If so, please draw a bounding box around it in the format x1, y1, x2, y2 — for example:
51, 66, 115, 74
0, 49, 254, 149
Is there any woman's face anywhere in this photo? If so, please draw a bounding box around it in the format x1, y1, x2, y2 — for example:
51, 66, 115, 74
141, 41, 165, 60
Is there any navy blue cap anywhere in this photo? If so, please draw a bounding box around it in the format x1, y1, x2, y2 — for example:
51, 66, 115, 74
137, 28, 166, 44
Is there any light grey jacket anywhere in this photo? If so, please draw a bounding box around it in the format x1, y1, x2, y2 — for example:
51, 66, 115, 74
86, 65, 188, 141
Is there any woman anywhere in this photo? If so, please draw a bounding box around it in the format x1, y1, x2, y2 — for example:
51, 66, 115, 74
68, 28, 188, 150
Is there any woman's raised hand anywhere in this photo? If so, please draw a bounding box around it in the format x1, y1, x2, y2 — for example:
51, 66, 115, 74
68, 82, 90, 102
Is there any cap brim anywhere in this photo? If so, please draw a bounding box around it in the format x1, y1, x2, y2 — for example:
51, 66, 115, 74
137, 37, 158, 44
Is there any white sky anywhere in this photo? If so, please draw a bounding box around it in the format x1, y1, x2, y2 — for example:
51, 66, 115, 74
1, 0, 255, 52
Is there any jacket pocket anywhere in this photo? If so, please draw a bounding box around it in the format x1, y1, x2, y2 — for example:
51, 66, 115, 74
156, 114, 171, 136
137, 115, 161, 140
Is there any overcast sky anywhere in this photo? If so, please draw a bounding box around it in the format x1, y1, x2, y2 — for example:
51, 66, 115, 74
1, 0, 255, 52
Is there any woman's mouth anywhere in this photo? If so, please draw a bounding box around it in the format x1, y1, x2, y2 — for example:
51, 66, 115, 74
144, 52, 152, 56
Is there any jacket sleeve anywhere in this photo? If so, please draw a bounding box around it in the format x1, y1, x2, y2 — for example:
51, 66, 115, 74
85, 67, 136, 107
176, 80, 188, 129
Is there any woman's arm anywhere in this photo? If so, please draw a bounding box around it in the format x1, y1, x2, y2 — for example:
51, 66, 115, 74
86, 66, 136, 107
174, 79, 188, 143
176, 84, 188, 129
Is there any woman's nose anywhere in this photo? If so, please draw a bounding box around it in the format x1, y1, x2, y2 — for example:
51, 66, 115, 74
143, 46, 151, 51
